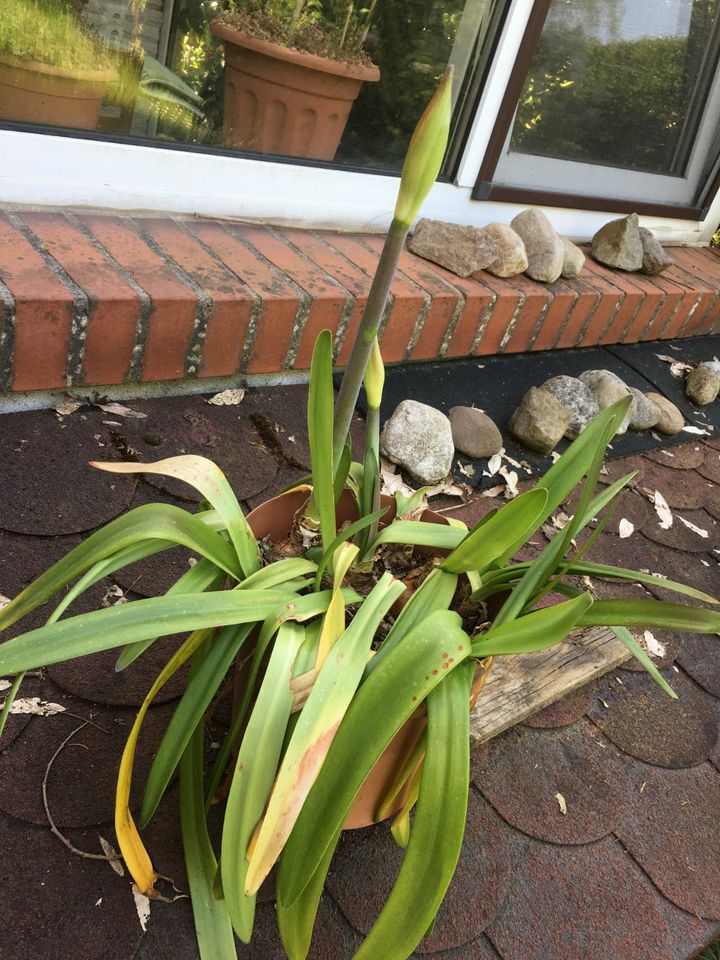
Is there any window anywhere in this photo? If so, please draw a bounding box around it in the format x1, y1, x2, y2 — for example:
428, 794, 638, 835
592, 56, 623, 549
0, 0, 504, 177
475, 0, 720, 215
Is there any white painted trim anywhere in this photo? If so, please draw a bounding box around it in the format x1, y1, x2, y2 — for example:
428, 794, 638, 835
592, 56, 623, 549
455, 0, 535, 188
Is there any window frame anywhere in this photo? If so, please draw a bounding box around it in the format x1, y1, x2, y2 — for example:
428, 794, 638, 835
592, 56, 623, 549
1, 0, 719, 244
471, 0, 720, 222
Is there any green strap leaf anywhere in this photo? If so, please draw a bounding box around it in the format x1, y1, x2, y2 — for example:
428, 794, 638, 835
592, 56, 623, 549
0, 503, 243, 633
245, 573, 406, 895
308, 330, 337, 555
472, 593, 592, 656
221, 623, 306, 943
352, 662, 472, 960
441, 488, 548, 574
141, 624, 254, 827
576, 598, 720, 633
611, 626, 677, 699
565, 560, 719, 605
369, 520, 465, 552
367, 567, 458, 676
179, 716, 238, 960
277, 609, 471, 909
0, 589, 296, 675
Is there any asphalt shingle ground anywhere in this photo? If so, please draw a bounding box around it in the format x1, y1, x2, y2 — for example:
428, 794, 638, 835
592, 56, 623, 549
0, 385, 719, 959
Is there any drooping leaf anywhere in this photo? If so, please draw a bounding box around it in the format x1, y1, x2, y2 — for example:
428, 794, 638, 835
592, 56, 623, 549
576, 598, 720, 633
0, 590, 298, 675
611, 626, 677, 699
92, 455, 260, 576
0, 503, 243, 633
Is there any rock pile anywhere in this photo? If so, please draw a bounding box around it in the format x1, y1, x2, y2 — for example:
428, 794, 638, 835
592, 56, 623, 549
591, 214, 672, 275
508, 370, 685, 455
408, 211, 674, 284
408, 211, 584, 283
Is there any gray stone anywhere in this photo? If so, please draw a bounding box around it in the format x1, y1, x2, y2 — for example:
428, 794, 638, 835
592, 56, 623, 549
639, 227, 673, 276
538, 375, 599, 438
628, 387, 660, 431
578, 369, 632, 433
686, 366, 720, 407
591, 213, 643, 272
699, 360, 720, 377
380, 400, 455, 484
510, 209, 565, 283
646, 393, 684, 435
508, 387, 571, 454
448, 406, 503, 459
408, 218, 498, 278
561, 238, 585, 279
482, 222, 528, 278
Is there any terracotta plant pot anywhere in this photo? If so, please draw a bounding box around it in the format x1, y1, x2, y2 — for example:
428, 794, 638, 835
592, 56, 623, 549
211, 20, 379, 161
0, 55, 115, 130
244, 487, 492, 830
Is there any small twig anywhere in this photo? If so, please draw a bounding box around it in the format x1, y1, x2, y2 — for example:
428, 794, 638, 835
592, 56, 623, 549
42, 722, 122, 864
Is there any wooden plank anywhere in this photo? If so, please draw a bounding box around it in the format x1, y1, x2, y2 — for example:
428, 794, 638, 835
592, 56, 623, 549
470, 627, 629, 743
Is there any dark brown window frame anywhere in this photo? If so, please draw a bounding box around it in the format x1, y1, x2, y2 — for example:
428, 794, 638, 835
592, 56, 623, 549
472, 0, 720, 220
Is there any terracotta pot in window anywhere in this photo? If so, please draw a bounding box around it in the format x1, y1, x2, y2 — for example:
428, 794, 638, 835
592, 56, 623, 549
211, 20, 379, 162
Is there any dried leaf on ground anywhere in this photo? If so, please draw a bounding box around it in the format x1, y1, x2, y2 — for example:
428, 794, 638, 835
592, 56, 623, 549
486, 453, 502, 476
0, 679, 10, 692
132, 884, 151, 932
380, 458, 417, 498
482, 484, 505, 499
499, 466, 519, 499
676, 515, 709, 538
555, 792, 568, 815
643, 630, 666, 659
457, 461, 475, 478
618, 518, 634, 539
4, 697, 66, 716
102, 584, 128, 607
682, 425, 712, 436
0, 594, 10, 611
551, 511, 572, 530
207, 388, 246, 406
96, 402, 147, 419
655, 354, 693, 377
54, 401, 81, 417
99, 835, 125, 877
653, 491, 673, 529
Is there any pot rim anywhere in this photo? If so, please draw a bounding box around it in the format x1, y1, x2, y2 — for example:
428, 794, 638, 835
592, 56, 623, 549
211, 20, 380, 82
0, 53, 116, 84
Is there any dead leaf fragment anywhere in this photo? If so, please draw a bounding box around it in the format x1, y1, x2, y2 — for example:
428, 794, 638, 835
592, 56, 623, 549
486, 453, 502, 476
54, 400, 81, 417
499, 466, 519, 499
653, 491, 673, 530
101, 584, 128, 607
643, 630, 666, 659
0, 679, 10, 692
99, 835, 125, 877
3, 697, 66, 716
682, 425, 711, 436
676, 515, 709, 538
655, 354, 693, 377
0, 594, 10, 611
555, 792, 568, 815
618, 518, 634, 539
97, 402, 147, 419
482, 484, 505, 499
457, 461, 475, 478
206, 388, 245, 406
132, 884, 151, 932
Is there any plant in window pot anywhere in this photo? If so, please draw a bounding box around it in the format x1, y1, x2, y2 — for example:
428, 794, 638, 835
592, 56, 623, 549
1, 73, 719, 960
0, 0, 116, 131
210, 0, 381, 160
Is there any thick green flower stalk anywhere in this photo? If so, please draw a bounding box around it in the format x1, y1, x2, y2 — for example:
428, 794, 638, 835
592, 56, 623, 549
332, 67, 453, 464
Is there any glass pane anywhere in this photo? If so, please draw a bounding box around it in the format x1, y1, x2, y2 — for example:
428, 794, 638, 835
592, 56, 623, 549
0, 0, 502, 174
509, 0, 720, 176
